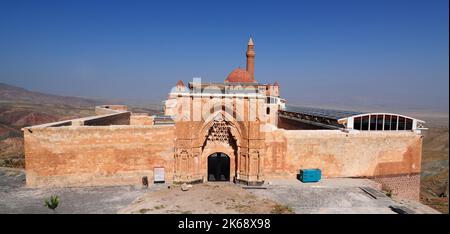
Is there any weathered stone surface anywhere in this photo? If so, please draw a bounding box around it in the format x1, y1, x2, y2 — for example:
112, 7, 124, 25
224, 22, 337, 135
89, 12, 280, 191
264, 129, 422, 178
180, 183, 192, 191
23, 120, 423, 200
24, 125, 175, 187
130, 114, 153, 126
264, 129, 422, 200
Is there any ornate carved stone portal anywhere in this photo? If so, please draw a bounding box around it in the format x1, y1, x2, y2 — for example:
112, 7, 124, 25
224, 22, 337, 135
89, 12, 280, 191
207, 120, 231, 144
170, 38, 268, 185
173, 111, 265, 185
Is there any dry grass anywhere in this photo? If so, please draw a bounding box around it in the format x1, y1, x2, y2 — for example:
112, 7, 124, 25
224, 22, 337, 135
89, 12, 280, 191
271, 204, 294, 214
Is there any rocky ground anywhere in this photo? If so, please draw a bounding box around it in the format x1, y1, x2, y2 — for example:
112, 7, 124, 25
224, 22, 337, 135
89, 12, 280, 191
120, 178, 439, 214
248, 179, 439, 214
119, 182, 292, 214
0, 167, 145, 214
0, 168, 440, 214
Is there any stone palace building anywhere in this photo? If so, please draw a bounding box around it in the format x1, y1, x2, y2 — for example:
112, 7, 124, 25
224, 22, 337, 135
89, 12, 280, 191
22, 38, 425, 200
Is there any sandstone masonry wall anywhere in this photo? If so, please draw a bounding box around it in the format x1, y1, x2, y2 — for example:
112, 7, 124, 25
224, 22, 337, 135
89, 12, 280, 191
24, 125, 175, 187
371, 174, 421, 201
264, 129, 422, 200
130, 114, 154, 126
94, 105, 128, 115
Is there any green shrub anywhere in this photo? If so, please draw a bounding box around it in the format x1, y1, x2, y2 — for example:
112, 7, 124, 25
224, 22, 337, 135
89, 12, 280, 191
44, 195, 59, 211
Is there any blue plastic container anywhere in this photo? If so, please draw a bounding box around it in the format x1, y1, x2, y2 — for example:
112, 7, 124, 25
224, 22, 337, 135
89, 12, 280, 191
298, 169, 321, 183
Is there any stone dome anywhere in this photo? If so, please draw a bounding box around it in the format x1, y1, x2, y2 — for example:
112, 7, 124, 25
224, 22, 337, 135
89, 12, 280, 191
225, 68, 254, 83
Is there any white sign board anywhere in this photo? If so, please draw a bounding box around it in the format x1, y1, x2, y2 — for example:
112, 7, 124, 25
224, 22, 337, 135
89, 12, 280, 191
154, 167, 165, 183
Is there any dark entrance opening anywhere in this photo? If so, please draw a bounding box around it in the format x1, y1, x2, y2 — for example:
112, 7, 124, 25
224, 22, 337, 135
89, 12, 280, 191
207, 153, 230, 181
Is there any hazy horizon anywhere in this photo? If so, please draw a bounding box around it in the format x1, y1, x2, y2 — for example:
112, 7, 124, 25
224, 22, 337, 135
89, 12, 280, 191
1, 0, 448, 113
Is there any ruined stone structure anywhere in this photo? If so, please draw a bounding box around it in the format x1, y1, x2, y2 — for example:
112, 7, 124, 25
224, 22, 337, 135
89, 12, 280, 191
22, 38, 425, 201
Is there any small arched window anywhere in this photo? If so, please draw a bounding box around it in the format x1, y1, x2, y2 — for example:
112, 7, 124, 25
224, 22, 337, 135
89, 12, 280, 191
266, 107, 270, 115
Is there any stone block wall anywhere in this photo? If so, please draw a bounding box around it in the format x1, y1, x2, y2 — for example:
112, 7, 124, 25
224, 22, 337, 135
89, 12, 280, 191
130, 114, 154, 126
94, 105, 128, 115
24, 125, 175, 187
264, 129, 422, 200
371, 174, 421, 201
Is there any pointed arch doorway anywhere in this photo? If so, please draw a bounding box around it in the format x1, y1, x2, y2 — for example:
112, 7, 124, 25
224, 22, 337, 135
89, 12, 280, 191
200, 113, 240, 183
207, 153, 230, 181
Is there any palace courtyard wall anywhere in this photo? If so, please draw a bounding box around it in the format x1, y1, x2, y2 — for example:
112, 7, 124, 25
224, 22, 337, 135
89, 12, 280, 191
23, 121, 422, 200
264, 129, 422, 200
24, 125, 175, 187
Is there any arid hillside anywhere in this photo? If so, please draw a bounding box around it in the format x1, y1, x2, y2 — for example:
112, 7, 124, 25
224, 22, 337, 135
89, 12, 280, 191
417, 113, 449, 213
0, 82, 100, 107
0, 83, 104, 167
0, 82, 161, 168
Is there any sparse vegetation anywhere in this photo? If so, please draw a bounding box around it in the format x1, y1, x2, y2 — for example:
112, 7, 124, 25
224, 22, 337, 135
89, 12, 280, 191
271, 204, 294, 214
139, 208, 152, 214
233, 204, 250, 210
385, 189, 393, 198
44, 195, 59, 211
0, 158, 24, 168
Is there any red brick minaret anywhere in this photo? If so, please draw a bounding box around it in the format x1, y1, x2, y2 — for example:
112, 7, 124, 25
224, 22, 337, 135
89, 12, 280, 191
246, 37, 255, 81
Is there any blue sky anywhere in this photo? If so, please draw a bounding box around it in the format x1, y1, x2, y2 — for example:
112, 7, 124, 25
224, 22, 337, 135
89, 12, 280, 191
0, 0, 448, 112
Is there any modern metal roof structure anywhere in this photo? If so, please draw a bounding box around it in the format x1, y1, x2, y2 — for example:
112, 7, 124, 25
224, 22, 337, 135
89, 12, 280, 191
279, 106, 365, 129
286, 106, 364, 120
338, 112, 426, 131
280, 106, 425, 131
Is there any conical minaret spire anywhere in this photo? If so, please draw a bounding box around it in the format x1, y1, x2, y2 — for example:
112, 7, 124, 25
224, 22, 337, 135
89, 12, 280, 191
246, 37, 255, 81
